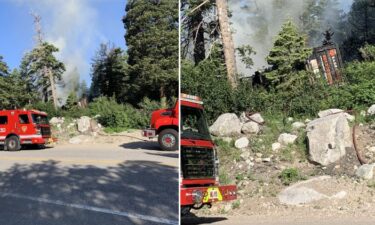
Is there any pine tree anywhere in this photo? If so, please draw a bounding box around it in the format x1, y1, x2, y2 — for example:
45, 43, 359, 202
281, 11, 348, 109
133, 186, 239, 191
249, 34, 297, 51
265, 20, 312, 88
65, 91, 78, 110
20, 42, 65, 105
89, 44, 129, 102
0, 69, 36, 109
123, 0, 178, 101
0, 55, 9, 77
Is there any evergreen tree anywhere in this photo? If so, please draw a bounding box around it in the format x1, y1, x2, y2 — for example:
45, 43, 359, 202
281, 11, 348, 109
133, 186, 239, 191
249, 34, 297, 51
65, 91, 78, 110
342, 0, 375, 61
89, 44, 129, 102
20, 42, 65, 104
0, 55, 9, 77
265, 20, 312, 87
123, 0, 178, 102
0, 69, 36, 109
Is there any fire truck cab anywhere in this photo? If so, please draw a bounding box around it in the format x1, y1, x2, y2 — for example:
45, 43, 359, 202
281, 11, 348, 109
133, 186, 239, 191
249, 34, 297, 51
0, 109, 52, 151
142, 101, 179, 151
180, 94, 237, 216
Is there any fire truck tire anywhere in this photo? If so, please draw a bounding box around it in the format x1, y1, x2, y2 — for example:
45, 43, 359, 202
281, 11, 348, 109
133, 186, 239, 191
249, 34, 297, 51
158, 129, 178, 151
5, 136, 21, 151
181, 206, 191, 216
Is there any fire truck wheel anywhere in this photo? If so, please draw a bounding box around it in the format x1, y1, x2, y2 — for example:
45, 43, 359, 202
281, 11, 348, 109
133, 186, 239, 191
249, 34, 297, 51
158, 129, 178, 151
5, 136, 21, 151
181, 206, 191, 216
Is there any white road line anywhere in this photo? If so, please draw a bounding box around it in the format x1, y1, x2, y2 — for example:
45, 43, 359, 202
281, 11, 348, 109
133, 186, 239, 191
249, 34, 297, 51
0, 192, 178, 225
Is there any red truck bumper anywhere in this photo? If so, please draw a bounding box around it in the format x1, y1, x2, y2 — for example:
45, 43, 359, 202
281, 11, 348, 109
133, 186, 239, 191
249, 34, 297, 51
20, 136, 55, 145
142, 128, 156, 138
180, 185, 237, 206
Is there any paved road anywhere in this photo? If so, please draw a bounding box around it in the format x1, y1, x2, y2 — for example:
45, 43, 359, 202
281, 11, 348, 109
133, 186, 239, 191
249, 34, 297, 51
0, 141, 178, 225
182, 215, 375, 225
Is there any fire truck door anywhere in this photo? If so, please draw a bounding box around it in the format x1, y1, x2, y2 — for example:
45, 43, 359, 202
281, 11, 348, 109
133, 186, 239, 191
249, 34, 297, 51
0, 115, 8, 142
17, 114, 33, 135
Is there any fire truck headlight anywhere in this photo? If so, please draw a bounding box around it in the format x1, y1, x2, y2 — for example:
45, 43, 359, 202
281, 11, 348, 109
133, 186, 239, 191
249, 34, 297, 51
192, 190, 203, 204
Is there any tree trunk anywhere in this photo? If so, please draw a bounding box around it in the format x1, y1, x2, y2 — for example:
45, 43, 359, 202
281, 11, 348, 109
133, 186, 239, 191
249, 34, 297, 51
44, 66, 58, 109
216, 0, 237, 88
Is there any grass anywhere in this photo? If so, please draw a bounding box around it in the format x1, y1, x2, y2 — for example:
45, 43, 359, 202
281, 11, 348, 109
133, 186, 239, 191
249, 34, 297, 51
231, 200, 241, 209
279, 168, 305, 185
103, 127, 129, 134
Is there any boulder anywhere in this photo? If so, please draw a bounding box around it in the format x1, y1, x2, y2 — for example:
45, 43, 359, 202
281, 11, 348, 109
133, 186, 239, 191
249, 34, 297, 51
272, 142, 282, 152
235, 137, 249, 149
292, 122, 306, 130
318, 109, 355, 122
307, 114, 352, 166
249, 113, 264, 124
356, 164, 375, 180
278, 133, 298, 145
241, 121, 260, 134
368, 104, 375, 116
209, 113, 242, 137
278, 176, 346, 205
77, 116, 91, 133
90, 119, 101, 132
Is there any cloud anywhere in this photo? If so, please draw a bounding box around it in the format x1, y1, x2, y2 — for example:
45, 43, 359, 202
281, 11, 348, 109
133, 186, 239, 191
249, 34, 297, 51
14, 0, 100, 102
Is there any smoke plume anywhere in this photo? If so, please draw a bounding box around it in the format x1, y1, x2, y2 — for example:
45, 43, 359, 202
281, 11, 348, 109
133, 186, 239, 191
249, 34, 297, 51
229, 0, 352, 76
15, 0, 101, 103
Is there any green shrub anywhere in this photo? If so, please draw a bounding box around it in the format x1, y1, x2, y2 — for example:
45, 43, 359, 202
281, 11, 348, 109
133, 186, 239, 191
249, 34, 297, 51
280, 168, 304, 185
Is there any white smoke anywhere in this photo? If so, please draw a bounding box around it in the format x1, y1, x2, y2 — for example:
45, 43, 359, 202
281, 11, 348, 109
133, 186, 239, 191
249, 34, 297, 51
14, 0, 102, 103
229, 0, 352, 77
229, 0, 305, 76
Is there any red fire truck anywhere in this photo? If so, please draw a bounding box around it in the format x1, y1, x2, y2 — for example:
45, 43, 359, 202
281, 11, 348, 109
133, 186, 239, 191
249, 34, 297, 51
180, 94, 237, 216
142, 101, 179, 151
0, 109, 53, 151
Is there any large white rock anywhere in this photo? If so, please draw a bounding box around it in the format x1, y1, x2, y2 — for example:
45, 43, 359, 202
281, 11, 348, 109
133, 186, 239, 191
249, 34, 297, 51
209, 113, 242, 137
292, 122, 306, 130
307, 114, 353, 166
241, 121, 260, 134
368, 104, 375, 116
356, 164, 375, 180
249, 113, 264, 124
278, 133, 298, 145
235, 137, 249, 149
318, 109, 344, 118
318, 109, 355, 122
77, 116, 91, 133
278, 176, 346, 205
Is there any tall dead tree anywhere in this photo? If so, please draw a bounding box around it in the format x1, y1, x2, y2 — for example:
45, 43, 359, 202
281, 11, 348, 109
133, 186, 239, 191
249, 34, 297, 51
216, 0, 237, 88
31, 12, 58, 109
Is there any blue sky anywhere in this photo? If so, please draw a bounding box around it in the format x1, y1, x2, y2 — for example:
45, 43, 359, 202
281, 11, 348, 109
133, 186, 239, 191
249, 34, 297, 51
0, 0, 127, 89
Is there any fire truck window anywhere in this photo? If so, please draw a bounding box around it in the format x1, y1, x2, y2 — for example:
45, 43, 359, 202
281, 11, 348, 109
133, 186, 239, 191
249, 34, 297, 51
0, 116, 7, 125
19, 114, 30, 124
